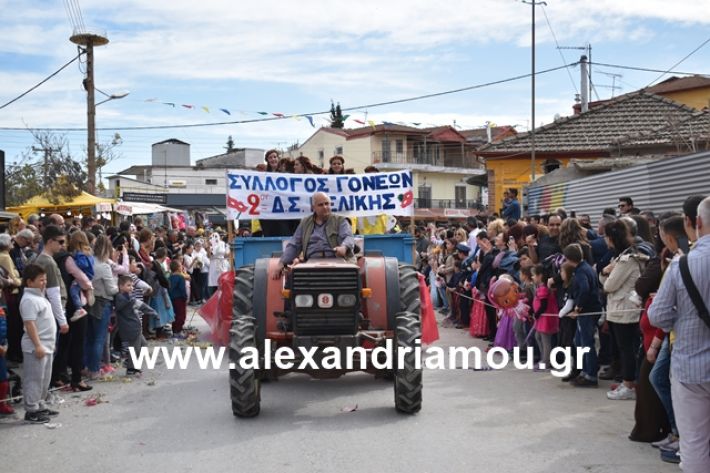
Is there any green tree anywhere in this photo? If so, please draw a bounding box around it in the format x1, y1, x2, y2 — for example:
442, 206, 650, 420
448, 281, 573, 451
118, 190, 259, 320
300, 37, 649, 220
329, 101, 344, 129
225, 135, 236, 153
335, 103, 344, 127
5, 129, 88, 206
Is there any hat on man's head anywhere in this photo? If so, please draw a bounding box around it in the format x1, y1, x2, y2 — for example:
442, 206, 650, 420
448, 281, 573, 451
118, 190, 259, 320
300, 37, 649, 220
456, 243, 470, 254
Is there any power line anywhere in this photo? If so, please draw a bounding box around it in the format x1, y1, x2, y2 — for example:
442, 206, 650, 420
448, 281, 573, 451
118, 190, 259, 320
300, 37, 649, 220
63, 0, 81, 32
590, 61, 707, 77
0, 52, 84, 110
0, 62, 577, 132
73, 0, 87, 32
541, 5, 578, 94
646, 35, 710, 87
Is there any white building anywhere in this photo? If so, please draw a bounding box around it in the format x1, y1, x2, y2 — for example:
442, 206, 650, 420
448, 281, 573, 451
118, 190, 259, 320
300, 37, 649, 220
106, 139, 265, 215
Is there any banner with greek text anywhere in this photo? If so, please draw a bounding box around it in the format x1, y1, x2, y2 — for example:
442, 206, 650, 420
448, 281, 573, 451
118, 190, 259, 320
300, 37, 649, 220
226, 169, 414, 220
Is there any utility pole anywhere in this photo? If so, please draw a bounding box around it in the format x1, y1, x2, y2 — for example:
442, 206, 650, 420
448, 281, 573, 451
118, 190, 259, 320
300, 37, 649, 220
523, 0, 547, 182
31, 145, 60, 185
0, 150, 5, 210
71, 30, 109, 195
580, 55, 589, 113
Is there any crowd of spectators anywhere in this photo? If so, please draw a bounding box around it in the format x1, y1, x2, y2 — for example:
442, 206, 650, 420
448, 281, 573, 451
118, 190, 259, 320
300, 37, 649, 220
1, 160, 707, 470
412, 192, 709, 470
0, 214, 231, 424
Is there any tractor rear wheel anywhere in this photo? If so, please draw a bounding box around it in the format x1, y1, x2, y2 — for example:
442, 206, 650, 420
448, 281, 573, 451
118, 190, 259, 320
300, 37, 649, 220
229, 315, 260, 417
394, 311, 422, 413
230, 265, 260, 417
398, 264, 420, 316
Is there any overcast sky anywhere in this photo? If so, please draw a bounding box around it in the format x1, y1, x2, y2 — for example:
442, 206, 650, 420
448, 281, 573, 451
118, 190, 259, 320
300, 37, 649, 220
1, 0, 709, 180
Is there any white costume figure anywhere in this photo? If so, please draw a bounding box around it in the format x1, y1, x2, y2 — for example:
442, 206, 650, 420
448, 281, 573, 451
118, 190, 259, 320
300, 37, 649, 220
208, 233, 230, 287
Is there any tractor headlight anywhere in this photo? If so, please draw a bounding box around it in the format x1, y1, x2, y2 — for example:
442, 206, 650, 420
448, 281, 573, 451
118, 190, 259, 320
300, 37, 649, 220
294, 294, 314, 308
337, 294, 357, 307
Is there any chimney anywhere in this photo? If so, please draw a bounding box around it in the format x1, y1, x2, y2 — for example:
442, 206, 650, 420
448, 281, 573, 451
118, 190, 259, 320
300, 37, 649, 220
580, 55, 589, 113
486, 125, 492, 143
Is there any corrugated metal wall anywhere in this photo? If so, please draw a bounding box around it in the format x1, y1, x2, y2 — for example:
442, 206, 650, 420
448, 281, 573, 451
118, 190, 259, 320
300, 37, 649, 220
526, 151, 710, 220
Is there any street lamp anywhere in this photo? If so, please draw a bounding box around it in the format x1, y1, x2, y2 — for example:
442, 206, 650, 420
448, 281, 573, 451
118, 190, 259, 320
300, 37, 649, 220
522, 0, 546, 183
96, 90, 129, 106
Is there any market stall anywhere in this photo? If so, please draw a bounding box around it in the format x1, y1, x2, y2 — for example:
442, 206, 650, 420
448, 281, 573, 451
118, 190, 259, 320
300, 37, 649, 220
6, 192, 115, 219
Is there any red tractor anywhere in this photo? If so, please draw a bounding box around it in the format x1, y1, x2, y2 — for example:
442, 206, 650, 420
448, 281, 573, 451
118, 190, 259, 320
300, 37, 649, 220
229, 254, 421, 417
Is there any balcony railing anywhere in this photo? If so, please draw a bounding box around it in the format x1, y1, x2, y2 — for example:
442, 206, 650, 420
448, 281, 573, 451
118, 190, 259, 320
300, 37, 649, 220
416, 199, 483, 210
372, 151, 483, 169
373, 151, 437, 165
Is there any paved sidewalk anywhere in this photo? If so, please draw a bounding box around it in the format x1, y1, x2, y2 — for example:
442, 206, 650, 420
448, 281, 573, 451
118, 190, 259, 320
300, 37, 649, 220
2, 308, 677, 473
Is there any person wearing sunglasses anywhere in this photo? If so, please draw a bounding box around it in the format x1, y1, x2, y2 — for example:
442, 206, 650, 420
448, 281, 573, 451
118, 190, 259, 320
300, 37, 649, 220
618, 197, 634, 216
33, 225, 70, 345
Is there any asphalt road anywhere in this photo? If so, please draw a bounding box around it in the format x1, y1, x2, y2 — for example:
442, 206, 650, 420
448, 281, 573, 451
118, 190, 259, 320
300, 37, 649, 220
3, 309, 676, 473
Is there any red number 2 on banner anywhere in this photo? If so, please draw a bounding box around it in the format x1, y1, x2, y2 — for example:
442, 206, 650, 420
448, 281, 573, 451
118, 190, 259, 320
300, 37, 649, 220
246, 194, 260, 215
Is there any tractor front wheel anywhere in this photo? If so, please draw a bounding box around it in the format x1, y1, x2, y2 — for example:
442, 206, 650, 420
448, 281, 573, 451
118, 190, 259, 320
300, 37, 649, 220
229, 315, 261, 417
393, 311, 422, 413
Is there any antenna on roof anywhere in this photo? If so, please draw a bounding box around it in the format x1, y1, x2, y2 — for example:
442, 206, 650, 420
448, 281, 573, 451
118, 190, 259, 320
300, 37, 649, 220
597, 70, 623, 97
558, 43, 592, 102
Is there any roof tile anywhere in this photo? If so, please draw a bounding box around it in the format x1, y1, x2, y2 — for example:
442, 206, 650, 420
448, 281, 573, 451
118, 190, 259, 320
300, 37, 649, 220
480, 92, 697, 155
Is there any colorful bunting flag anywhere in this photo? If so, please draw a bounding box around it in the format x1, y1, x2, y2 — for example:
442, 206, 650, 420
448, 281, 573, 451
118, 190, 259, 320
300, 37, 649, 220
137, 97, 493, 133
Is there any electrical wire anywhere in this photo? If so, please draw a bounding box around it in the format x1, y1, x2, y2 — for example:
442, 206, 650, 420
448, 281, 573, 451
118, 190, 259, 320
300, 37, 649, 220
0, 52, 84, 110
0, 62, 577, 132
63, 0, 80, 32
589, 78, 601, 101
73, 0, 87, 33
541, 5, 578, 94
589, 61, 707, 77
646, 36, 710, 87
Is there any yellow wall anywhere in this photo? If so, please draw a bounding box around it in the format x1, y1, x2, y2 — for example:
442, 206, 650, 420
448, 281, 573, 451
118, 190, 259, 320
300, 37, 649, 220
661, 88, 710, 110
486, 157, 574, 213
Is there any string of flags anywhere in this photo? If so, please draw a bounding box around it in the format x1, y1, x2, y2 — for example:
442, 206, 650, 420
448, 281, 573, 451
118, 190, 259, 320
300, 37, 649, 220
142, 98, 498, 131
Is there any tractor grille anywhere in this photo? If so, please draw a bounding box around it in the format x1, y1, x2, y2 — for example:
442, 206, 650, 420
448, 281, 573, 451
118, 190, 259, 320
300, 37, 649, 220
294, 312, 356, 335
291, 267, 359, 335
292, 268, 359, 291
